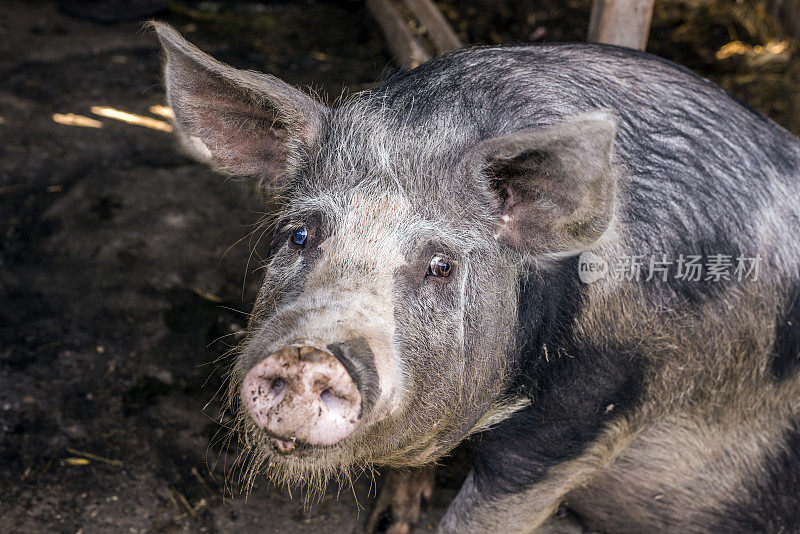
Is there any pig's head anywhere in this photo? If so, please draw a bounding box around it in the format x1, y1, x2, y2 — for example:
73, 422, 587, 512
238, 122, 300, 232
154, 24, 618, 489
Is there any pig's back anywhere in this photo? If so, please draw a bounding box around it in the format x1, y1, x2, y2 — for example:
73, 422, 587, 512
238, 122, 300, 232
374, 43, 800, 273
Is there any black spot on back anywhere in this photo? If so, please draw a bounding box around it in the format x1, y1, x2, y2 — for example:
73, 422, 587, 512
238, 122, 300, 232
470, 257, 647, 495
770, 286, 800, 382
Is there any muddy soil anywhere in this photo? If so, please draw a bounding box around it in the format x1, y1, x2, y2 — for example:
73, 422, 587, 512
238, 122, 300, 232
1, 1, 798, 533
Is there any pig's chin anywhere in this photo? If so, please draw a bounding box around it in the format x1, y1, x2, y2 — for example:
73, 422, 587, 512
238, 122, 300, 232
232, 397, 466, 496
236, 418, 446, 498
236, 419, 368, 494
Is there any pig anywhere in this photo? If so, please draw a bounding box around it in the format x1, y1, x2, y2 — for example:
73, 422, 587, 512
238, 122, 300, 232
153, 22, 800, 533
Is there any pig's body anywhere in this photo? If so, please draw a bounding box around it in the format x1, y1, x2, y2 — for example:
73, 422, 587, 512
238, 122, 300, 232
385, 45, 800, 533
154, 24, 800, 533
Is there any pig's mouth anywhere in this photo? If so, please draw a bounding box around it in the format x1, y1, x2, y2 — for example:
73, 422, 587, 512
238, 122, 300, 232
256, 424, 355, 458
269, 435, 297, 454
265, 432, 326, 455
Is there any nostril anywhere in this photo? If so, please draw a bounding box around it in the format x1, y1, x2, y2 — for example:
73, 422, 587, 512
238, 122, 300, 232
270, 377, 285, 395
320, 387, 350, 414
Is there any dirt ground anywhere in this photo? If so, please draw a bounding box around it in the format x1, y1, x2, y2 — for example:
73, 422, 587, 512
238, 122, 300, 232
1, 1, 798, 533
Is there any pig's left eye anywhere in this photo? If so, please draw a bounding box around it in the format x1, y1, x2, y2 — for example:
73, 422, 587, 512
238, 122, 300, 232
291, 226, 307, 247
428, 255, 453, 278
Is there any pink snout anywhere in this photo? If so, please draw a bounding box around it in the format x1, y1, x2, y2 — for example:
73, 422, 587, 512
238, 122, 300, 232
241, 345, 362, 448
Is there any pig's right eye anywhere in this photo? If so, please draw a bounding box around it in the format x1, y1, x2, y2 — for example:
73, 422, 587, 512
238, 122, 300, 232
290, 226, 308, 247
428, 255, 453, 278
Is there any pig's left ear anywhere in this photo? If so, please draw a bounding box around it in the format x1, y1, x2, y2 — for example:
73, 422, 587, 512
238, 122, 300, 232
474, 111, 619, 256
152, 22, 328, 186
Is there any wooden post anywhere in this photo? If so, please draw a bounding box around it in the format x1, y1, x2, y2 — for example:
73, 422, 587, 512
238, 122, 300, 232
367, 0, 431, 68
587, 0, 655, 51
403, 0, 463, 54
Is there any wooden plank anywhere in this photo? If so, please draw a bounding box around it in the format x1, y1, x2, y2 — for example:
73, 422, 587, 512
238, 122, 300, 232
403, 0, 463, 54
367, 0, 431, 68
587, 0, 655, 51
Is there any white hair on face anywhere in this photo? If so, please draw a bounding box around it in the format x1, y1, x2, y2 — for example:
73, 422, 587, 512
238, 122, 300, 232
223, 86, 529, 503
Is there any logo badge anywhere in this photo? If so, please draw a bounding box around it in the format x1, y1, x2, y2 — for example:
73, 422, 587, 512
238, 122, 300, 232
578, 252, 608, 284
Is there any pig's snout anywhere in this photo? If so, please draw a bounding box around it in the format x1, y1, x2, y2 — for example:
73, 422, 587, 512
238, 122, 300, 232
241, 345, 362, 448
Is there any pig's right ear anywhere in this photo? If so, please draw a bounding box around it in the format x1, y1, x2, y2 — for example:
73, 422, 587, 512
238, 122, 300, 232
152, 22, 328, 186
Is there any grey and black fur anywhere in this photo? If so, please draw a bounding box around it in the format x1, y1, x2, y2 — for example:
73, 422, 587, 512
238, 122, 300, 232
154, 22, 800, 533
